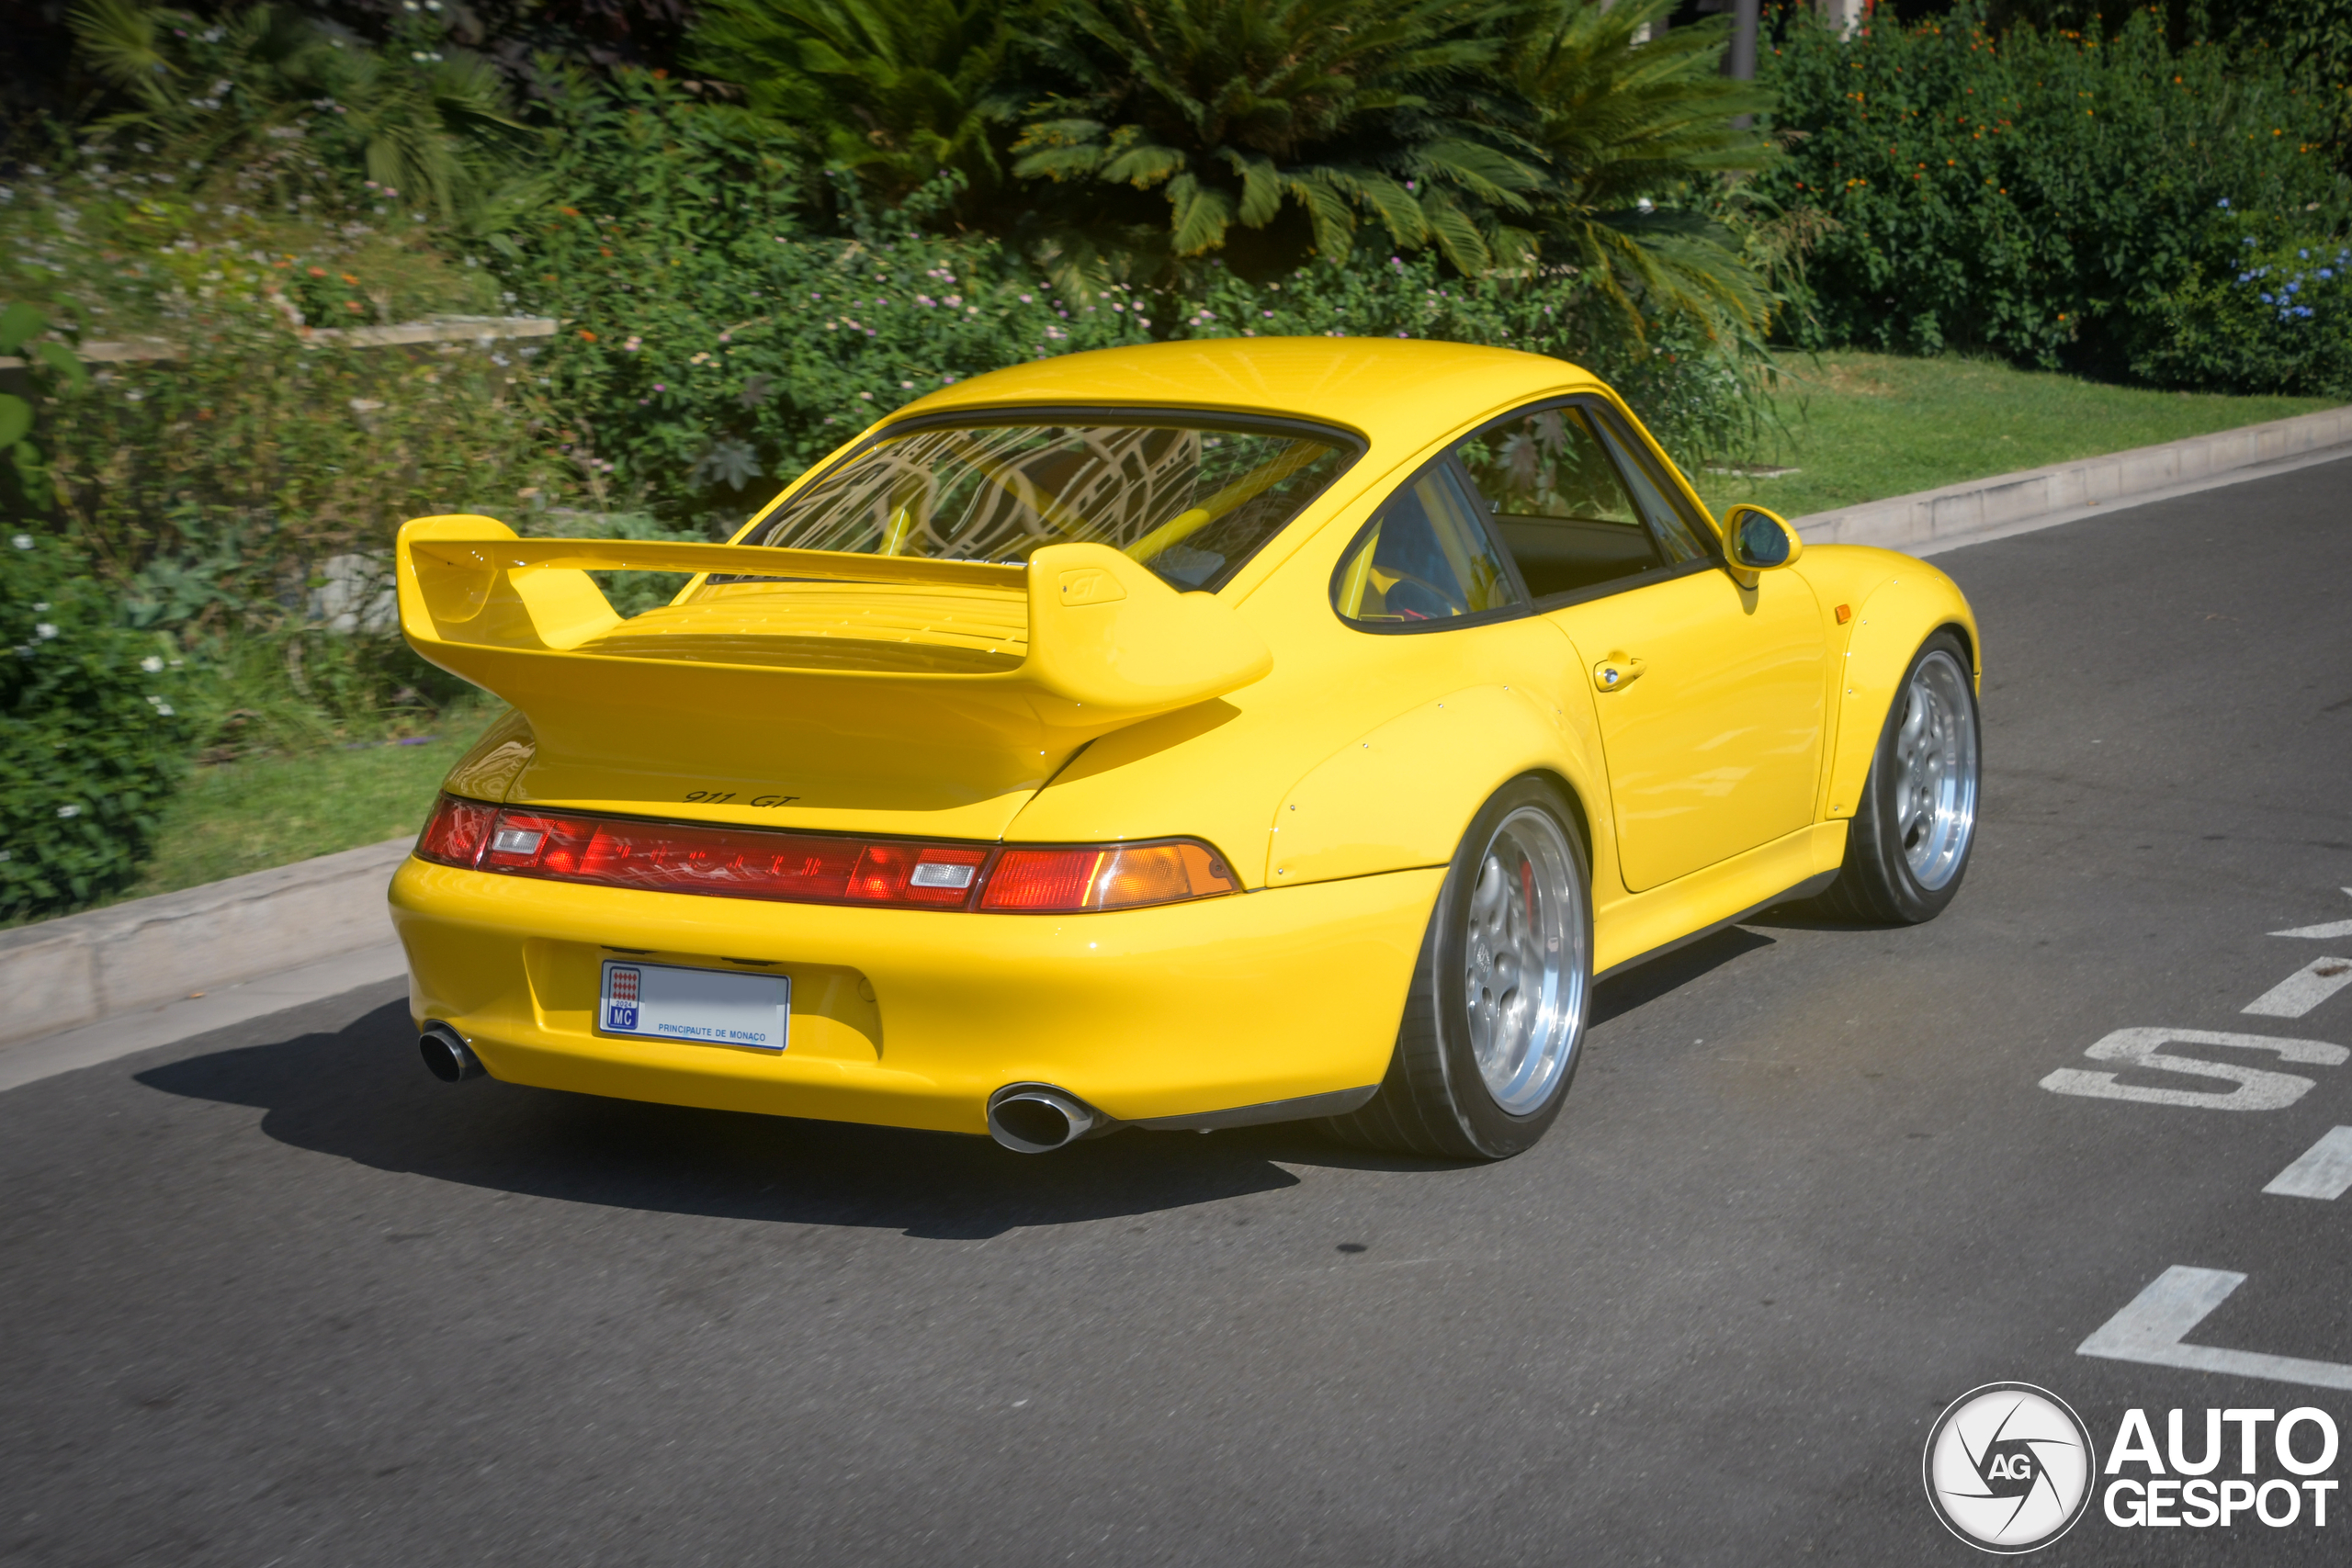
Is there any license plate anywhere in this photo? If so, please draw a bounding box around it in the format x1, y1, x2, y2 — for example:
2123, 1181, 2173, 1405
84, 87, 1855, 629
598, 960, 789, 1052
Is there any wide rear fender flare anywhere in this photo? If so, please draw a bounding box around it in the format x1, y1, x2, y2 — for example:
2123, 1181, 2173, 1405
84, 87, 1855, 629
1264, 683, 1611, 891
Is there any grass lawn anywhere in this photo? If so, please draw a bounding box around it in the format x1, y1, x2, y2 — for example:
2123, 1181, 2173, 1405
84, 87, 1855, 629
122, 705, 501, 900
1689, 351, 2338, 522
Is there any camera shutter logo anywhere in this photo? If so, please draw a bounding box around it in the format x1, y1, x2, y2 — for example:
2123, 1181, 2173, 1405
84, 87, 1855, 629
1923, 1382, 2095, 1552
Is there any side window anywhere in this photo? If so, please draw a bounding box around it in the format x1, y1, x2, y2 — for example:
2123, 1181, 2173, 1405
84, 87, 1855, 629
1591, 412, 1717, 567
1453, 405, 1665, 599
1335, 463, 1524, 625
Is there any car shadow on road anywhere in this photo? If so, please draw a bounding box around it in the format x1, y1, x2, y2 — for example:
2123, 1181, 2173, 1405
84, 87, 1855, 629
1591, 926, 1776, 1026
135, 998, 1455, 1239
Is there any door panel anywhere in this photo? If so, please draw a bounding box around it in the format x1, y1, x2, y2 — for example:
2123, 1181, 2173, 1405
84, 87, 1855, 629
1449, 395, 1827, 893
1547, 568, 1825, 891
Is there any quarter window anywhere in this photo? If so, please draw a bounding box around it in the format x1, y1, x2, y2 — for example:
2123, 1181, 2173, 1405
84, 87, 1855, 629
1335, 463, 1523, 624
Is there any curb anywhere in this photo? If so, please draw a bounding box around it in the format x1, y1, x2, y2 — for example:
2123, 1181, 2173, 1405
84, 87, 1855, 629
0, 836, 410, 1049
1787, 404, 2352, 555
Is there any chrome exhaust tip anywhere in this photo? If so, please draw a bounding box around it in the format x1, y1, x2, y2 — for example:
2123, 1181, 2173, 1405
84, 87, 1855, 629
419, 1021, 486, 1084
986, 1084, 1102, 1154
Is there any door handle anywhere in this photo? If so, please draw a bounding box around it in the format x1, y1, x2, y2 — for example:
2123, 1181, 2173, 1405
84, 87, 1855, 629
1592, 654, 1645, 693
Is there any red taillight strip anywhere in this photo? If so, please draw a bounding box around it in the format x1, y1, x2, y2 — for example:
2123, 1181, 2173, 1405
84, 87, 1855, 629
413, 795, 1238, 914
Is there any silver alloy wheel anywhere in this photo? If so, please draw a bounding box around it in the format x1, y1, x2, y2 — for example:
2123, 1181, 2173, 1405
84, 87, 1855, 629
1893, 649, 1980, 891
1461, 806, 1586, 1115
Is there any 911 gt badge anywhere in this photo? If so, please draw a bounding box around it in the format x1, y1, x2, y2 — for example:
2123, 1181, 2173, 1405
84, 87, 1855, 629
1923, 1382, 2094, 1552
606, 966, 641, 1032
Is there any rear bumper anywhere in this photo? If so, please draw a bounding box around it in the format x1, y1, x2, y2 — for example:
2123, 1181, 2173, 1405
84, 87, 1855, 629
389, 858, 1440, 1135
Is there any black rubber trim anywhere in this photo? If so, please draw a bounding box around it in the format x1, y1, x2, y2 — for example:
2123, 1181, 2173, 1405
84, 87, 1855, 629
1134, 1085, 1381, 1132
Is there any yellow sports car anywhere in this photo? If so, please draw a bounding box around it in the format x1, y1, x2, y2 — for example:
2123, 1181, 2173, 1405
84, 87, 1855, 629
390, 338, 1980, 1159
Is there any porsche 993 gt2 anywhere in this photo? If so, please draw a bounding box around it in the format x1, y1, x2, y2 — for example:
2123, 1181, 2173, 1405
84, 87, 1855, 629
390, 338, 1982, 1159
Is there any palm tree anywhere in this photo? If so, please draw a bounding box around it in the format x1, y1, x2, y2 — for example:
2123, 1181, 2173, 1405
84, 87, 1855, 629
687, 0, 1033, 219
1502, 0, 1777, 339
1010, 0, 1545, 277
69, 0, 535, 230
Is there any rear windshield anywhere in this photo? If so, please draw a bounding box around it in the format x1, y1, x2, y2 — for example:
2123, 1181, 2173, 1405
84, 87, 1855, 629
741, 416, 1360, 591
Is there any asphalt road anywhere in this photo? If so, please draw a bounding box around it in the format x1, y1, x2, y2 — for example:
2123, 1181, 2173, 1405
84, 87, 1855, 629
5, 457, 2350, 1566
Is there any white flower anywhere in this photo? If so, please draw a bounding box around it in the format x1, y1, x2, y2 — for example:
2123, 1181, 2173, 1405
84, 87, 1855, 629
0, 850, 11, 861
34, 623, 57, 639
12, 534, 31, 550
155, 703, 175, 716
141, 655, 164, 672
56, 805, 80, 818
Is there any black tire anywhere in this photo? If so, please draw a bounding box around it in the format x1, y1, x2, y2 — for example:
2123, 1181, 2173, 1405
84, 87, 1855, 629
1321, 777, 1594, 1160
1812, 628, 1981, 925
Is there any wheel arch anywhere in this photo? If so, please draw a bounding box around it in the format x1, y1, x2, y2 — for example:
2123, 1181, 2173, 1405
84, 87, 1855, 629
1825, 567, 1981, 820
1521, 765, 1598, 879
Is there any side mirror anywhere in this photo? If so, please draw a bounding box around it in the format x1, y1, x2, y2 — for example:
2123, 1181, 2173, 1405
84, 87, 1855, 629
1723, 503, 1804, 589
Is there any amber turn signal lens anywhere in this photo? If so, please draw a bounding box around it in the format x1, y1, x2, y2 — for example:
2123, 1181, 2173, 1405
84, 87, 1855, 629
981, 841, 1237, 913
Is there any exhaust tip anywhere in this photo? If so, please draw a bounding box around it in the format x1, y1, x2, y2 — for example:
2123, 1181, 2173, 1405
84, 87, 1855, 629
986, 1084, 1100, 1154
419, 1022, 485, 1084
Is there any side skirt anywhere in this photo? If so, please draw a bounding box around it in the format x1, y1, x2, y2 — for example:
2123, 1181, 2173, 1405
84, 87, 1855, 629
1593, 870, 1836, 984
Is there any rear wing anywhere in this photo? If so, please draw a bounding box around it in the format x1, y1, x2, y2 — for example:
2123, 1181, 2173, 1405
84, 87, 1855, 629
393, 516, 1273, 820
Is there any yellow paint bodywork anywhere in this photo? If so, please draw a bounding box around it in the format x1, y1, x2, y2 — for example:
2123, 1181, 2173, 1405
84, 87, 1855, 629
392, 858, 1438, 1132
391, 339, 1978, 1134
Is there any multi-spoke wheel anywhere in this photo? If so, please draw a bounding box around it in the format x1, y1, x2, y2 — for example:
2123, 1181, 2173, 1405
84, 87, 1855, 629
1324, 778, 1592, 1160
1816, 630, 1982, 924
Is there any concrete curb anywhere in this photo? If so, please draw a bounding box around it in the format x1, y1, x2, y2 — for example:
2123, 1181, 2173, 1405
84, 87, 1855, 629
1788, 404, 2352, 554
0, 837, 409, 1049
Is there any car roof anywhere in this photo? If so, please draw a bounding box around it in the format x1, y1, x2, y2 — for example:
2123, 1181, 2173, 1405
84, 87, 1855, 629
890, 337, 1604, 447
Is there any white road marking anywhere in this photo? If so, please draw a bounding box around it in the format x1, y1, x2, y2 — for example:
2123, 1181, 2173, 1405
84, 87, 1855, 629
2273, 889, 2352, 940
2040, 1028, 2349, 1111
2079, 1266, 2352, 1392
2245, 958, 2352, 1018
2264, 1127, 2352, 1200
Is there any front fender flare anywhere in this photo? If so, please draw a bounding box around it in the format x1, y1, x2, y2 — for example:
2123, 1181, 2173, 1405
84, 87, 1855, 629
1826, 570, 1979, 818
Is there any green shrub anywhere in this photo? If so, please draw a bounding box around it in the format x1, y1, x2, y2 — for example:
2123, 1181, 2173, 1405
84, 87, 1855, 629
2127, 218, 2352, 393
0, 531, 192, 919
1173, 254, 1772, 471
504, 70, 1771, 525
1757, 6, 2351, 386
